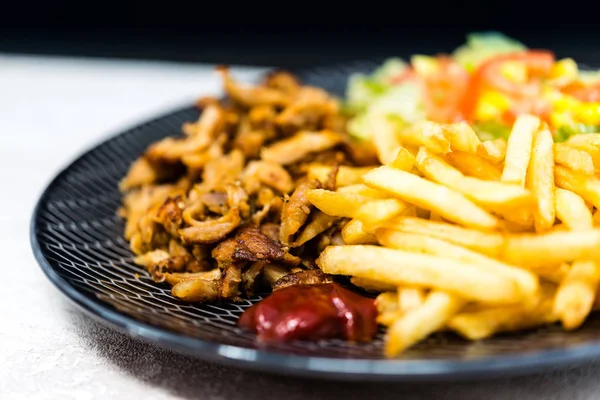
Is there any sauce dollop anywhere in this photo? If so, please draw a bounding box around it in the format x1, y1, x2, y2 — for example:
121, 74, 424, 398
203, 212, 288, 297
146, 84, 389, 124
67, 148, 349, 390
238, 283, 378, 342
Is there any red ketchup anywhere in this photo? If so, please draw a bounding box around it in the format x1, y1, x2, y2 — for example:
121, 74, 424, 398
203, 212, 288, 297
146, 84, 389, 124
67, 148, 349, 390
238, 283, 378, 342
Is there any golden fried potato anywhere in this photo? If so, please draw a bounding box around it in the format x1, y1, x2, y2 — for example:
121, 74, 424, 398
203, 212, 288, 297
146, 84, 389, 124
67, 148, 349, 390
477, 139, 507, 165
397, 121, 452, 154
397, 287, 427, 313
445, 150, 503, 180
382, 216, 505, 257
342, 219, 378, 245
354, 199, 409, 228
442, 122, 481, 153
554, 143, 595, 175
416, 147, 534, 212
371, 115, 404, 164
555, 165, 600, 209
555, 188, 593, 231
554, 260, 600, 330
386, 291, 464, 356
362, 166, 500, 230
502, 114, 540, 186
317, 245, 521, 304
306, 189, 383, 218
376, 229, 539, 302
527, 127, 555, 233
449, 283, 557, 340
388, 145, 417, 171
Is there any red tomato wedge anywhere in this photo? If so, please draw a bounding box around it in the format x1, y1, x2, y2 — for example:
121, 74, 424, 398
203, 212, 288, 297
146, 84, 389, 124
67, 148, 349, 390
420, 57, 470, 123
562, 81, 600, 103
461, 51, 555, 122
501, 97, 553, 126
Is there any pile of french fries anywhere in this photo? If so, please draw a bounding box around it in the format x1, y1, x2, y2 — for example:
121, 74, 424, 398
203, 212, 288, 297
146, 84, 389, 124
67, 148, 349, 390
307, 114, 600, 357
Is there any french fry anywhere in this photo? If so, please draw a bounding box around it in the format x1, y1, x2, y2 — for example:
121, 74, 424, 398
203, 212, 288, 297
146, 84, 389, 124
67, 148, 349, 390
503, 229, 600, 267
371, 115, 403, 164
555, 188, 593, 231
449, 283, 557, 340
381, 217, 505, 257
429, 211, 444, 221
388, 145, 417, 171
445, 150, 503, 180
502, 114, 540, 186
307, 189, 382, 218
353, 278, 396, 293
555, 165, 600, 209
386, 291, 464, 356
362, 166, 500, 230
442, 122, 482, 153
594, 209, 600, 226
336, 183, 388, 198
317, 245, 521, 304
477, 139, 507, 165
531, 263, 571, 285
397, 121, 452, 154
527, 127, 555, 233
376, 292, 398, 313
342, 219, 378, 245
375, 292, 400, 326
554, 260, 600, 330
384, 216, 600, 267
499, 211, 534, 232
415, 207, 430, 219
416, 148, 535, 211
376, 229, 539, 301
553, 143, 595, 175
398, 287, 427, 313
355, 198, 410, 228
565, 133, 600, 168
307, 165, 375, 187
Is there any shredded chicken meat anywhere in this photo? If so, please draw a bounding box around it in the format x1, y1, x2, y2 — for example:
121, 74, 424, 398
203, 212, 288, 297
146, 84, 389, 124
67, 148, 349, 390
119, 68, 377, 302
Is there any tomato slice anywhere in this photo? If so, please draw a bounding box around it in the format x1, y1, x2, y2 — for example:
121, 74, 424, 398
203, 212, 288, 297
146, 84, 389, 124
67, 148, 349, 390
421, 57, 470, 123
501, 97, 553, 126
562, 81, 600, 103
461, 51, 555, 122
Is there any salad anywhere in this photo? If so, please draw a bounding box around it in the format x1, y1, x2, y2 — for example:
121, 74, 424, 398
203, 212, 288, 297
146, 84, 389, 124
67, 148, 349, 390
347, 32, 600, 142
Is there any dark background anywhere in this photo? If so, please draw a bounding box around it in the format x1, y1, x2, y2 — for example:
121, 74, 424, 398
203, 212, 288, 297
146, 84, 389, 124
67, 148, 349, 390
2, 0, 600, 68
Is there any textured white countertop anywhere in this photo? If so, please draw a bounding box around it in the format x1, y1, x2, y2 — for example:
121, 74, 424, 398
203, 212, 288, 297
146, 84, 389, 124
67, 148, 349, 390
2, 53, 600, 400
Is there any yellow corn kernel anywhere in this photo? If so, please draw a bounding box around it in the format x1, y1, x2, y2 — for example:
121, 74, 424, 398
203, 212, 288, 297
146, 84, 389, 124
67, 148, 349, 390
575, 102, 600, 125
475, 91, 511, 122
551, 93, 581, 112
500, 61, 527, 83
549, 58, 579, 85
411, 55, 440, 77
550, 111, 575, 129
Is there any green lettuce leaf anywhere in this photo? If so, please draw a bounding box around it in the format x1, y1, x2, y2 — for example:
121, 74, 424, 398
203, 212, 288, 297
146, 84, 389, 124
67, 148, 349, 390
453, 32, 527, 71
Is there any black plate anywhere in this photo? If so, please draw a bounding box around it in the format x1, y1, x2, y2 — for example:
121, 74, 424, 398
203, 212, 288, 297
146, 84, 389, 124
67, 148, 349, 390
31, 62, 600, 381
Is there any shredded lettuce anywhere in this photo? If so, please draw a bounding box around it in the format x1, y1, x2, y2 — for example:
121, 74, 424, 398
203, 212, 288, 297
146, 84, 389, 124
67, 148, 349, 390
554, 124, 599, 142
345, 75, 389, 114
346, 58, 408, 114
347, 83, 424, 140
453, 32, 527, 72
473, 121, 512, 141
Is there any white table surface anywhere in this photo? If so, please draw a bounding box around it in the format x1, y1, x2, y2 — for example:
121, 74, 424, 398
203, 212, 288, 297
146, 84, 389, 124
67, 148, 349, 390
2, 53, 600, 400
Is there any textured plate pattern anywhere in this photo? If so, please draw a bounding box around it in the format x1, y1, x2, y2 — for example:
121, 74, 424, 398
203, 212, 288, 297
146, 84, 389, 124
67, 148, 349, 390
30, 65, 600, 380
